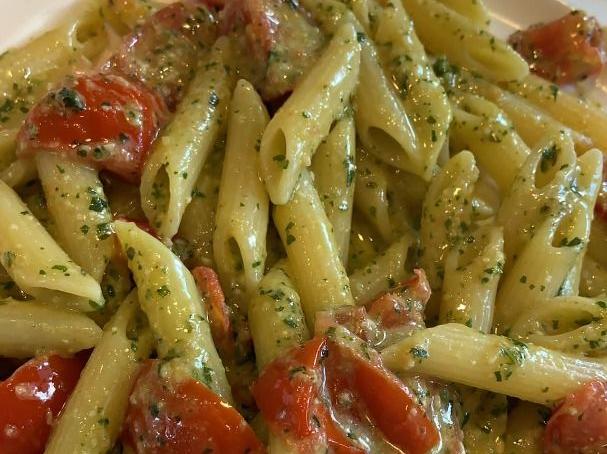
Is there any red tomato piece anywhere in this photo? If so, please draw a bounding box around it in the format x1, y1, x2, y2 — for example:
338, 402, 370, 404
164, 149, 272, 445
325, 342, 440, 454
17, 73, 166, 183
509, 11, 606, 84
252, 337, 327, 440
314, 306, 380, 343
0, 355, 85, 454
191, 266, 233, 355
107, 1, 218, 110
545, 380, 607, 454
219, 0, 324, 100
253, 336, 439, 454
123, 359, 265, 454
367, 268, 431, 330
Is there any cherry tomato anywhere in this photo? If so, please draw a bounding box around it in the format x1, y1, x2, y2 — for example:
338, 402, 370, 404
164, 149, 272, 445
545, 380, 607, 453
123, 359, 265, 454
325, 341, 440, 454
17, 73, 166, 183
509, 11, 606, 84
0, 355, 85, 454
367, 269, 431, 330
253, 336, 439, 454
108, 1, 218, 110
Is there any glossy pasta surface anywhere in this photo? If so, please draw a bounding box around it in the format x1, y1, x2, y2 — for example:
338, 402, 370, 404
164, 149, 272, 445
1, 1, 607, 453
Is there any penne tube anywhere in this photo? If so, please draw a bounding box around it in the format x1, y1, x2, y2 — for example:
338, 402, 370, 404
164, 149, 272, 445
0, 179, 103, 310
449, 91, 530, 192
213, 80, 269, 299
382, 323, 607, 405
505, 74, 607, 152
114, 220, 232, 400
273, 170, 354, 327
36, 152, 114, 282
0, 157, 37, 188
402, 0, 528, 82
436, 0, 491, 26
440, 225, 505, 333
0, 298, 101, 358
260, 21, 361, 205
248, 261, 310, 370
311, 116, 356, 265
45, 291, 153, 454
140, 39, 233, 241
419, 151, 479, 290
349, 233, 414, 305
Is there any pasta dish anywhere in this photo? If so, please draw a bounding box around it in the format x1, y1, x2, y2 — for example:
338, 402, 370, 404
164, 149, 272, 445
1, 0, 607, 452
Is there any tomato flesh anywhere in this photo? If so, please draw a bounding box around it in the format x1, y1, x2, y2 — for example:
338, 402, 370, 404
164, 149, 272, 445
0, 355, 85, 454
253, 336, 439, 454
545, 380, 607, 453
123, 359, 265, 454
17, 1, 219, 182
17, 73, 165, 183
367, 269, 431, 330
509, 11, 606, 84
192, 266, 232, 356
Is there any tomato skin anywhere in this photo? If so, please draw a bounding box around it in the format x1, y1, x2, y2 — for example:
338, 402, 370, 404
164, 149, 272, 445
0, 355, 85, 454
509, 11, 606, 84
192, 266, 232, 355
123, 359, 265, 454
545, 380, 607, 454
17, 1, 219, 183
253, 336, 439, 454
367, 269, 431, 330
108, 1, 218, 110
17, 73, 166, 183
325, 343, 439, 454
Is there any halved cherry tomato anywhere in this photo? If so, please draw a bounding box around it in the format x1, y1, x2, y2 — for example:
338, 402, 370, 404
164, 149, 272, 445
325, 342, 440, 454
545, 380, 607, 454
252, 337, 361, 453
219, 0, 323, 100
108, 1, 218, 110
123, 359, 265, 454
191, 266, 233, 355
509, 11, 606, 84
0, 355, 85, 454
253, 336, 439, 454
18, 1, 219, 183
17, 73, 166, 183
314, 306, 380, 344
367, 268, 431, 330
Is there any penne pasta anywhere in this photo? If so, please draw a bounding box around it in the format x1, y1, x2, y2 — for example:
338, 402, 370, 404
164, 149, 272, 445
36, 152, 114, 282
349, 233, 414, 305
140, 39, 233, 241
114, 220, 232, 400
311, 116, 356, 265
45, 291, 153, 454
273, 170, 354, 326
260, 21, 361, 205
213, 79, 269, 299
382, 323, 607, 405
402, 0, 529, 82
0, 298, 102, 358
248, 261, 310, 370
0, 179, 103, 310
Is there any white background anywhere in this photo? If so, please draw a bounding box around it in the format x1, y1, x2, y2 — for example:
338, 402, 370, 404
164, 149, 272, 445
0, 0, 606, 52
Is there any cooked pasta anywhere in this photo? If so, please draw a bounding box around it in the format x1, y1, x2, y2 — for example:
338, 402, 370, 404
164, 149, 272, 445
2, 1, 607, 452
